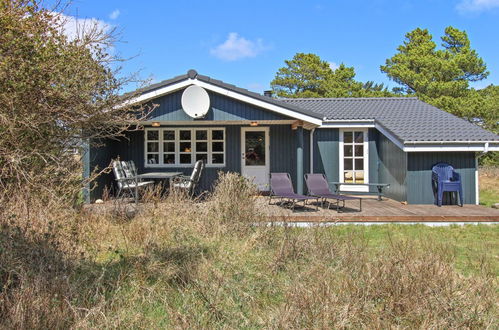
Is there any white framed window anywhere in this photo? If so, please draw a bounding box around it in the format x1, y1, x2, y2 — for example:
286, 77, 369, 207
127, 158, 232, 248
144, 127, 225, 167
339, 129, 369, 192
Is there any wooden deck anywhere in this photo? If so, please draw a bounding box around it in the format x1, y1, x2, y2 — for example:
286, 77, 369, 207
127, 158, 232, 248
258, 196, 499, 223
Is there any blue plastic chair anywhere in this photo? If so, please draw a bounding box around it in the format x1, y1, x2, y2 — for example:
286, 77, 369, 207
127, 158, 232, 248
431, 163, 463, 207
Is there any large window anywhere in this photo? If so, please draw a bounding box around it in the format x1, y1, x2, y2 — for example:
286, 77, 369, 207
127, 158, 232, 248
339, 129, 368, 189
145, 127, 225, 167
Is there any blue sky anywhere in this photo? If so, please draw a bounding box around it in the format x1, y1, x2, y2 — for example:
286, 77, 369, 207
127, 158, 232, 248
58, 0, 499, 93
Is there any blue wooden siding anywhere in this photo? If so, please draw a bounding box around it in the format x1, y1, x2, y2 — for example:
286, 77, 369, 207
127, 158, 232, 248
86, 124, 308, 200
269, 125, 310, 192
406, 152, 476, 204
148, 89, 291, 122
85, 138, 119, 202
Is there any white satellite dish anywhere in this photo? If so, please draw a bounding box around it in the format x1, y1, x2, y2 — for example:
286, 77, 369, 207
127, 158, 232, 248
181, 85, 210, 119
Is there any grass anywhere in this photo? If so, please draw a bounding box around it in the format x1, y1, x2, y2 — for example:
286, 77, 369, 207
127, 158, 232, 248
480, 166, 499, 207
1, 173, 498, 328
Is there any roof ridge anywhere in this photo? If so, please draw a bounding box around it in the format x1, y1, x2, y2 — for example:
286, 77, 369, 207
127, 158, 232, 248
281, 97, 418, 101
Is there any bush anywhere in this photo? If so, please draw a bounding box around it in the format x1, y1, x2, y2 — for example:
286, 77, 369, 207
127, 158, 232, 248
1, 174, 497, 328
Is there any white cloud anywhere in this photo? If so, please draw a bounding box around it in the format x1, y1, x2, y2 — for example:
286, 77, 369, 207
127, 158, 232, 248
328, 61, 339, 71
53, 12, 112, 42
456, 0, 499, 12
109, 9, 120, 20
210, 33, 267, 61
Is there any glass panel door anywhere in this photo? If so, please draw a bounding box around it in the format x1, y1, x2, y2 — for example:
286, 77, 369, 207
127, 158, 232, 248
342, 130, 366, 184
244, 131, 266, 166
241, 127, 270, 191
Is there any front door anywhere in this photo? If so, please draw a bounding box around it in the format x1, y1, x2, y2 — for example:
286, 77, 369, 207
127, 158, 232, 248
241, 127, 270, 191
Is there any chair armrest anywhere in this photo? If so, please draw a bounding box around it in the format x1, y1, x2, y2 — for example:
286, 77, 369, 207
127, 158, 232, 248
171, 175, 192, 183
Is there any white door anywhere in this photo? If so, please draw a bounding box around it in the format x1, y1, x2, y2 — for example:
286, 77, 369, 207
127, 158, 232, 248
241, 127, 270, 191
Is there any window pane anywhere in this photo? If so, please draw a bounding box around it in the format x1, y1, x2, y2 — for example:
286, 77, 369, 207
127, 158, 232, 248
212, 130, 224, 140
147, 130, 159, 140
354, 145, 364, 157
180, 142, 191, 152
164, 142, 175, 152
163, 130, 175, 140
196, 142, 207, 152
147, 142, 159, 152
179, 130, 191, 140
355, 159, 364, 170
355, 171, 365, 183
163, 154, 175, 164
212, 142, 224, 152
180, 154, 191, 164
212, 153, 224, 164
344, 171, 354, 183
147, 154, 158, 164
244, 131, 265, 166
344, 132, 353, 143
344, 145, 353, 157
196, 154, 208, 162
354, 132, 364, 143
196, 130, 207, 140
344, 158, 353, 170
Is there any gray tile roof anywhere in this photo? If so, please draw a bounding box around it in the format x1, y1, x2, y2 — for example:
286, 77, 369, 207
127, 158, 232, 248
129, 70, 498, 144
281, 97, 499, 143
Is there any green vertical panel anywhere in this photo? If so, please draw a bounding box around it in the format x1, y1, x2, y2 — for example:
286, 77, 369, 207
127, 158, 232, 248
407, 152, 476, 204
377, 132, 407, 201
313, 128, 339, 189
368, 128, 379, 193
296, 126, 304, 194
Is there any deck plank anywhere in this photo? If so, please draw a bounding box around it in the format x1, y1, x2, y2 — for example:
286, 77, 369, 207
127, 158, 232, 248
258, 196, 499, 223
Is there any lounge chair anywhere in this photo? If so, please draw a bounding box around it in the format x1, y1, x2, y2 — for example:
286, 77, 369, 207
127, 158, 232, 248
304, 173, 362, 212
432, 162, 463, 207
171, 159, 205, 196
269, 173, 319, 211
112, 160, 154, 200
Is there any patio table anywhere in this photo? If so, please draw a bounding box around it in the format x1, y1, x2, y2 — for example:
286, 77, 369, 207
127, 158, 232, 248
133, 172, 183, 203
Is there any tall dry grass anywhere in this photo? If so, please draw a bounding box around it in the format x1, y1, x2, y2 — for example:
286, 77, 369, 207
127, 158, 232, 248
0, 172, 497, 328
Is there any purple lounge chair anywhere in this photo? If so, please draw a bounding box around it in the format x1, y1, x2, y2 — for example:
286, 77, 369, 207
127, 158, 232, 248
431, 163, 463, 207
269, 173, 319, 211
304, 173, 362, 212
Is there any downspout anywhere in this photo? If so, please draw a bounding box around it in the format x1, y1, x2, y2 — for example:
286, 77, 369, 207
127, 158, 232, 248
475, 142, 490, 205
310, 128, 315, 174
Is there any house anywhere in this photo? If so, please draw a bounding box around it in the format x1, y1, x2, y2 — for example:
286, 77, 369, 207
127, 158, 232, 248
83, 69, 499, 204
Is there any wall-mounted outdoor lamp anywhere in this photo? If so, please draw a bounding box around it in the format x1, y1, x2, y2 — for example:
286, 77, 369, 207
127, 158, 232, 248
250, 121, 259, 127
151, 122, 161, 127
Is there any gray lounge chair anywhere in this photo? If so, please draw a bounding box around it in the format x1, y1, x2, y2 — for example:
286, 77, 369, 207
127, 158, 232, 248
171, 160, 205, 196
304, 173, 362, 212
269, 173, 319, 211
112, 160, 154, 200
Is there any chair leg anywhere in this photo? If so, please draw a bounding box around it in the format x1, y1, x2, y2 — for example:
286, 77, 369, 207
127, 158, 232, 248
437, 189, 444, 207
458, 186, 464, 207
